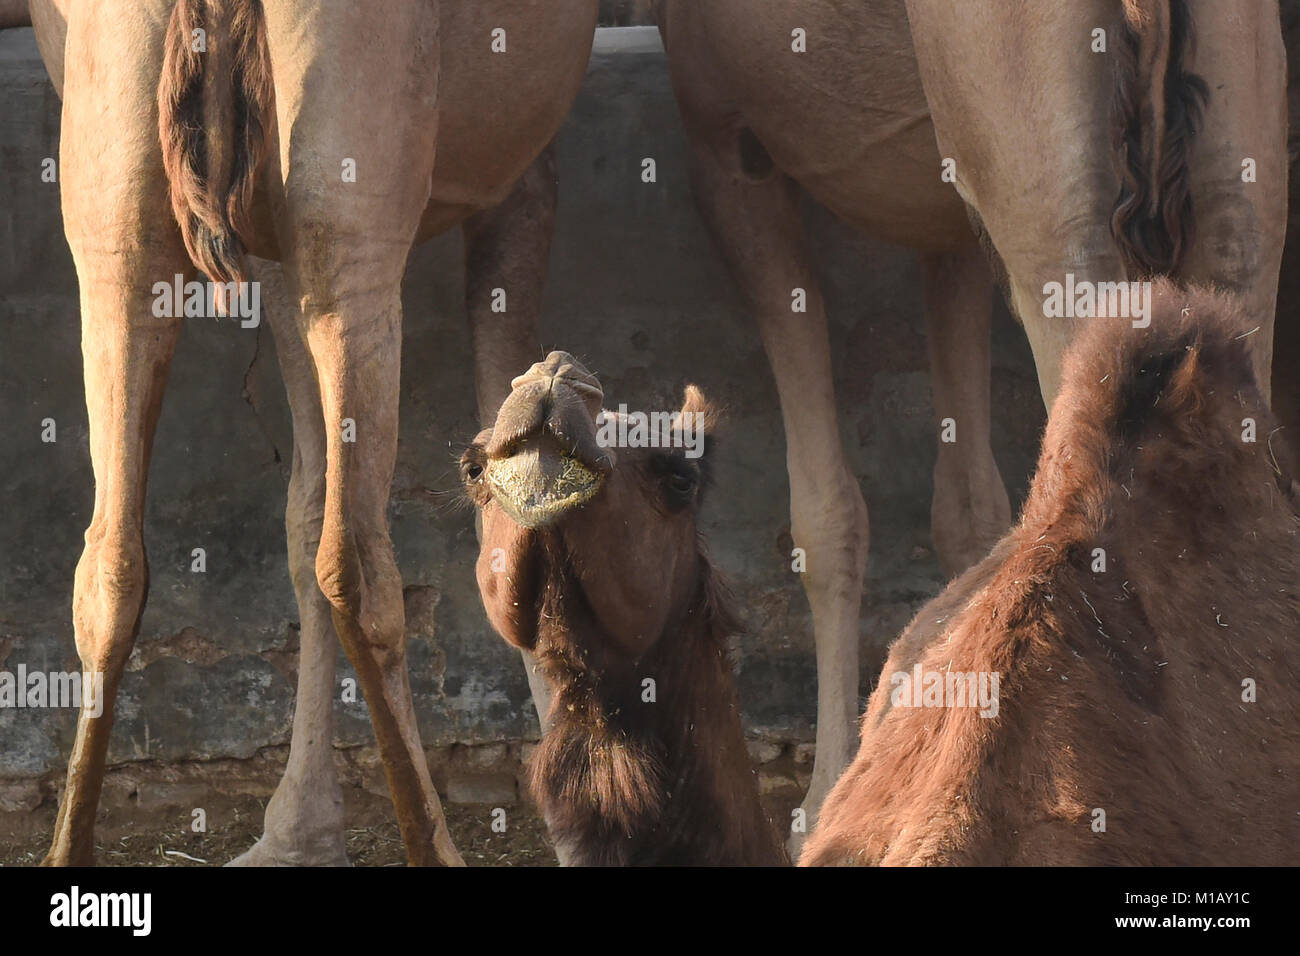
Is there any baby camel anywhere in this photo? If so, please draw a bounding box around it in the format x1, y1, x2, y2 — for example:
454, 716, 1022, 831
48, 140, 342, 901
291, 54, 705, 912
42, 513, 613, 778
462, 352, 786, 865
804, 282, 1300, 866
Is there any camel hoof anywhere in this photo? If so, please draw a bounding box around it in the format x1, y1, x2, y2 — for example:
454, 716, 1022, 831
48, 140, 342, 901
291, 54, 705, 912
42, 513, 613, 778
225, 834, 352, 867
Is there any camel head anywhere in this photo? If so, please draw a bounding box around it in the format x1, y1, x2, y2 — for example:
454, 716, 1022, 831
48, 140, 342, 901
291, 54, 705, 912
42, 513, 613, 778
462, 351, 719, 659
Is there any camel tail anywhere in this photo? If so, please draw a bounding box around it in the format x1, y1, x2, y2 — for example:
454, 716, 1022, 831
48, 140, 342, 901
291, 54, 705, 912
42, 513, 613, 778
1110, 0, 1209, 277
158, 0, 273, 295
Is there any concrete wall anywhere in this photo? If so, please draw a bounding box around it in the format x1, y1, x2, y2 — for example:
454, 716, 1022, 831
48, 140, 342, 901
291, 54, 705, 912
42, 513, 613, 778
0, 27, 1045, 812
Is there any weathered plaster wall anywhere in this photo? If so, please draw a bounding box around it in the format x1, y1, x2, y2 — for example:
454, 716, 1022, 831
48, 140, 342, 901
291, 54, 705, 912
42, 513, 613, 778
0, 27, 1044, 816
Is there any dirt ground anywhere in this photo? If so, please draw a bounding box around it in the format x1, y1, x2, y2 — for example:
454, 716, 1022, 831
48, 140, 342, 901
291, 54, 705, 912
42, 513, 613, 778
0, 741, 806, 867
0, 794, 557, 867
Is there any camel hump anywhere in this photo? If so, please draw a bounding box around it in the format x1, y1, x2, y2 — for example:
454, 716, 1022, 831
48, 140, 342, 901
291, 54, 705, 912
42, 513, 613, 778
158, 0, 273, 293
1110, 0, 1209, 276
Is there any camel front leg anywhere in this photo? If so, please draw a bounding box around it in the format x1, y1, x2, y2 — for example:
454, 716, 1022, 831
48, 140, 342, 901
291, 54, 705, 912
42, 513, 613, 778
464, 143, 557, 425
42, 2, 186, 867
922, 243, 1010, 577
463, 144, 561, 741
685, 131, 868, 856
463, 147, 559, 740
227, 260, 349, 867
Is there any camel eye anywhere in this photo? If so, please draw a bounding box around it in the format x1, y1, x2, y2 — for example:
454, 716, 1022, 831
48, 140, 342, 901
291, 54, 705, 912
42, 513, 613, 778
461, 458, 484, 484
667, 471, 694, 494
650, 454, 700, 509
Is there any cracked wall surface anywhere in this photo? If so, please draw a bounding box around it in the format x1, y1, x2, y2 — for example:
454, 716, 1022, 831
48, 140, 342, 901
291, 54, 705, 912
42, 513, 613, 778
0, 28, 1045, 802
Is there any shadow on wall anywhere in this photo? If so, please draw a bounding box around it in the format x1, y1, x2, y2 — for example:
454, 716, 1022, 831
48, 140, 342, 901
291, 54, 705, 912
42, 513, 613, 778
599, 0, 658, 27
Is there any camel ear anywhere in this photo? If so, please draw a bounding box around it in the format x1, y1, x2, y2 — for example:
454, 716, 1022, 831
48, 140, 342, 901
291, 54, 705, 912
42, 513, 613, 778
677, 385, 721, 467
681, 384, 722, 436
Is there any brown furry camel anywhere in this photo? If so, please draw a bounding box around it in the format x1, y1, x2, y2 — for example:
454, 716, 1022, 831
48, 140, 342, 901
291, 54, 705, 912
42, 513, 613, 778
656, 0, 1286, 849
463, 352, 787, 865
30, 0, 599, 866
803, 281, 1300, 866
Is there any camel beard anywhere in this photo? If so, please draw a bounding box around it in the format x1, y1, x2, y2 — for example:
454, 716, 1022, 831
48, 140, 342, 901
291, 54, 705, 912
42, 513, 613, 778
528, 536, 669, 841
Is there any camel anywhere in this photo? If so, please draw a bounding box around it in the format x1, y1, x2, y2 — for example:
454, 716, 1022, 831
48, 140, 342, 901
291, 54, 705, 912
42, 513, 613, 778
463, 351, 787, 865
28, 0, 600, 866
1268, 0, 1300, 438
0, 0, 24, 28
655, 0, 1286, 850
802, 281, 1300, 866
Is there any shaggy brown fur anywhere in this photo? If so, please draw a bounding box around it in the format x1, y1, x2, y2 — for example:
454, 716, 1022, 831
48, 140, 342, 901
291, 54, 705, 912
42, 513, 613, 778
158, 0, 273, 295
1111, 0, 1209, 275
525, 541, 784, 866
466, 356, 787, 865
803, 281, 1300, 865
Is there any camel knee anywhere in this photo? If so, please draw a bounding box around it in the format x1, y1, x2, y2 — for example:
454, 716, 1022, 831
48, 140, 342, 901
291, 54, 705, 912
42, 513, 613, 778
72, 530, 147, 672
790, 470, 869, 599
314, 526, 404, 645
87, 544, 146, 602
314, 530, 362, 618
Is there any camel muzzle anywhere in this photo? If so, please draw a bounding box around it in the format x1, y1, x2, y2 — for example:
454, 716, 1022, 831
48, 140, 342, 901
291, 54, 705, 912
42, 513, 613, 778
485, 433, 604, 529
484, 351, 612, 528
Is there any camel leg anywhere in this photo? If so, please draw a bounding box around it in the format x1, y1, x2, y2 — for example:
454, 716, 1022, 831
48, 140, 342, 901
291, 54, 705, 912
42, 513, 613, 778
293, 284, 462, 867
287, 261, 463, 867
683, 132, 868, 855
227, 260, 349, 867
42, 6, 185, 866
263, 0, 460, 867
463, 144, 560, 739
1179, 0, 1287, 397
922, 244, 1011, 577
0, 0, 28, 29
905, 0, 1128, 406
465, 144, 557, 425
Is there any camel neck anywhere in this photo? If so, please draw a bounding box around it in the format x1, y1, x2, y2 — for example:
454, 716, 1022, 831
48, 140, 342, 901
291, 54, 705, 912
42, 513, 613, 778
530, 565, 785, 865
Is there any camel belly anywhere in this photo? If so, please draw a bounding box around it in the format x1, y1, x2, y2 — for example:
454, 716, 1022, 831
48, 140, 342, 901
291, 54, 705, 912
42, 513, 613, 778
244, 0, 598, 257
689, 0, 970, 250
415, 0, 599, 240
